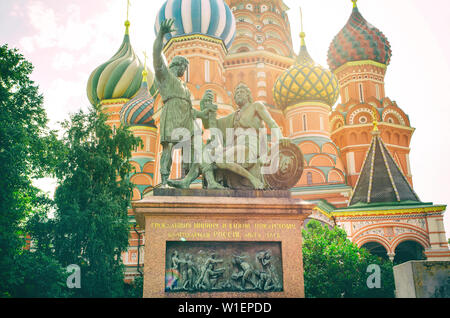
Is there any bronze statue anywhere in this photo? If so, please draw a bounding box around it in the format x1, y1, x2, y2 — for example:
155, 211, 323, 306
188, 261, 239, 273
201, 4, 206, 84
153, 18, 215, 186
169, 83, 295, 190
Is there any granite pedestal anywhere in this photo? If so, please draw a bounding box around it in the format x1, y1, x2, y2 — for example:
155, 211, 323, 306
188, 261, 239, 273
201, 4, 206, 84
133, 189, 313, 298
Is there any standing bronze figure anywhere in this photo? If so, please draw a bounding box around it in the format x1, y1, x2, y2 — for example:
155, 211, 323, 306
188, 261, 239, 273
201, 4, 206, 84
153, 19, 192, 185
153, 18, 215, 185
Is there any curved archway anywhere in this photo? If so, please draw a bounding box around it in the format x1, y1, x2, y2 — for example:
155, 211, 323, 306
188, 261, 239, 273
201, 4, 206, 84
299, 141, 321, 154
349, 132, 357, 144
263, 38, 290, 56
394, 240, 426, 265
237, 46, 250, 53
130, 161, 141, 173
260, 12, 286, 28
130, 173, 153, 186
330, 114, 345, 132
360, 131, 369, 144
309, 154, 335, 167
327, 169, 345, 184
361, 242, 389, 261
264, 46, 280, 55
393, 133, 400, 145
322, 142, 338, 156
143, 162, 155, 174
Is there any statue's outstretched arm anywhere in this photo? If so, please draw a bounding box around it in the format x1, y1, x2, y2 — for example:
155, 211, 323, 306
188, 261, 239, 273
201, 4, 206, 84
153, 19, 175, 83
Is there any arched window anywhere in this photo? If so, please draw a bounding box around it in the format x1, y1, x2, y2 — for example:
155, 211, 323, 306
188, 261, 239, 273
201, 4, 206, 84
204, 60, 210, 82
359, 83, 364, 103
237, 47, 250, 53
185, 64, 190, 82
307, 172, 313, 185
361, 242, 389, 260
394, 241, 426, 265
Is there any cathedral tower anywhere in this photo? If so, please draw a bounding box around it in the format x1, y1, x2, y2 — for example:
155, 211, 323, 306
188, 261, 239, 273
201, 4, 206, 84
273, 11, 351, 208
224, 0, 296, 132
321, 122, 450, 262
328, 0, 414, 187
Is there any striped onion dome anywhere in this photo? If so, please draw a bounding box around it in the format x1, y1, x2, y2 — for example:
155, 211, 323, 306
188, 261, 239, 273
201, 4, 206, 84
87, 25, 157, 106
327, 2, 392, 72
155, 0, 236, 49
274, 34, 339, 110
120, 72, 156, 128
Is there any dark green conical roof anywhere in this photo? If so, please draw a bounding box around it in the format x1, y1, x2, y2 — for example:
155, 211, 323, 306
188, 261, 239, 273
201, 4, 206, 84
349, 131, 420, 206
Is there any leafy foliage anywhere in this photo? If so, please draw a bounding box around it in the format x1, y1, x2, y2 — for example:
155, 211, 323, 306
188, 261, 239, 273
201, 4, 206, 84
0, 44, 65, 297
302, 220, 395, 298
9, 250, 70, 298
124, 275, 144, 298
48, 105, 142, 297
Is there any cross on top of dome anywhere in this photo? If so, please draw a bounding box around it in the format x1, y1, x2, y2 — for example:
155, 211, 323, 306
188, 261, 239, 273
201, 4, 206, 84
125, 0, 131, 34
142, 51, 149, 80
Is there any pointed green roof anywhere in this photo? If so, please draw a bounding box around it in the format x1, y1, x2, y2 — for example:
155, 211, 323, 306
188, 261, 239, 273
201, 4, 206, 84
349, 131, 420, 206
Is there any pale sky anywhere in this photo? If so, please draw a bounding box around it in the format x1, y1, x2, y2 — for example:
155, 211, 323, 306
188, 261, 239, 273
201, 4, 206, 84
1, 0, 450, 239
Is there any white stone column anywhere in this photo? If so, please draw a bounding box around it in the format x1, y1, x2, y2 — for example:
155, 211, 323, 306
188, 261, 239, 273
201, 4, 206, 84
425, 210, 450, 261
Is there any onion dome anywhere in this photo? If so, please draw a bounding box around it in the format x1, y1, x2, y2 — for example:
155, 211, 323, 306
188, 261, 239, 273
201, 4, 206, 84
273, 33, 339, 110
120, 70, 156, 128
154, 0, 236, 49
327, 0, 392, 72
87, 22, 157, 106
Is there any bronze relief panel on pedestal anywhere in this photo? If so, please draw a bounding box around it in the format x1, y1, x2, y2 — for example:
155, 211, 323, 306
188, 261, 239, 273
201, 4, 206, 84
165, 242, 283, 293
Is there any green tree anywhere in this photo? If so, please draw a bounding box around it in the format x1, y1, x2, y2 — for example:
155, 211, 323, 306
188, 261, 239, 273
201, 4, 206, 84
124, 275, 143, 298
0, 44, 64, 297
50, 106, 141, 297
302, 220, 395, 298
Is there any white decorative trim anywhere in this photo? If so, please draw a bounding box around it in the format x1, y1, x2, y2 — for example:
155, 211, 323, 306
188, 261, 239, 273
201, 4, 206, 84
349, 108, 373, 125
382, 109, 406, 125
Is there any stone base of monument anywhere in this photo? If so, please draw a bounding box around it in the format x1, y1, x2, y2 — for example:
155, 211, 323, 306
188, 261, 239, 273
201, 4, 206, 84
133, 189, 313, 298
394, 260, 450, 298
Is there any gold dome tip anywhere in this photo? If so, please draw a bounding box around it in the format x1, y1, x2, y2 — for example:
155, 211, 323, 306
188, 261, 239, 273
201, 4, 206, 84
124, 20, 130, 34
142, 70, 148, 82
